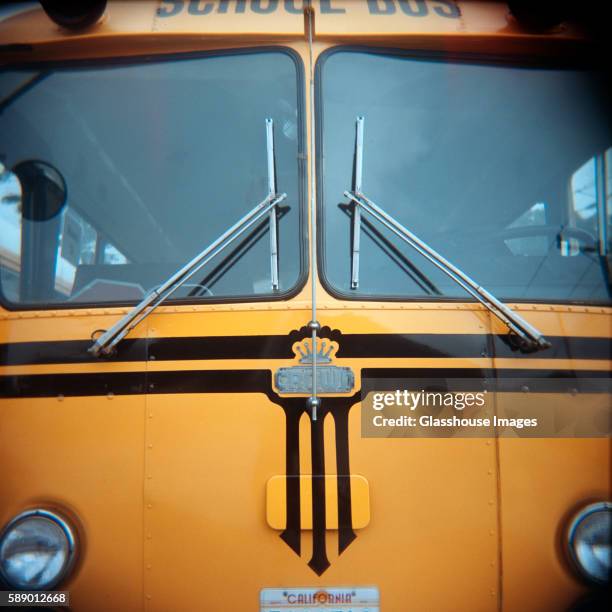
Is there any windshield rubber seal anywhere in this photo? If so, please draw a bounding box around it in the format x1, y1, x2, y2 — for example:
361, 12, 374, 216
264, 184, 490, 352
0, 45, 308, 312
314, 44, 612, 307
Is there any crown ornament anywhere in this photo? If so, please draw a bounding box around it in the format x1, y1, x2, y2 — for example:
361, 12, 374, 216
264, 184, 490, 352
293, 338, 337, 364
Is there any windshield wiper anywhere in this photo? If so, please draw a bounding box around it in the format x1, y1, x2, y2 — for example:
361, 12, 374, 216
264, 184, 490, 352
89, 118, 286, 357
345, 116, 551, 353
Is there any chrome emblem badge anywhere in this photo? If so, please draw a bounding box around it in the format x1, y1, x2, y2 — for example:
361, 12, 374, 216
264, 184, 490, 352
275, 338, 355, 394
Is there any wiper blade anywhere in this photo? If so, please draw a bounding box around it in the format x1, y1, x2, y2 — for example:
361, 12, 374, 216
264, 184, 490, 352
339, 203, 441, 295
89, 118, 286, 357
345, 116, 551, 353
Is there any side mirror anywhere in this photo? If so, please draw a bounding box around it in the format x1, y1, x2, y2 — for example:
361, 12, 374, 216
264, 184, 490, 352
507, 0, 568, 31
12, 160, 67, 221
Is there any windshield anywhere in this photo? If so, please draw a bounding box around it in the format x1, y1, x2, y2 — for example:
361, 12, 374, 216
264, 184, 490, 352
317, 49, 612, 302
0, 49, 305, 307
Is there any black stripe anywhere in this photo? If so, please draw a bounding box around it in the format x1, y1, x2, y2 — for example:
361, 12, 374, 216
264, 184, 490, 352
0, 369, 273, 399
1, 333, 609, 366
308, 408, 330, 576
0, 338, 147, 365
336, 333, 488, 359
148, 335, 292, 361
362, 368, 612, 379
493, 334, 611, 360
0, 371, 146, 398
146, 369, 274, 395
280, 400, 304, 557
329, 396, 359, 555
362, 368, 611, 394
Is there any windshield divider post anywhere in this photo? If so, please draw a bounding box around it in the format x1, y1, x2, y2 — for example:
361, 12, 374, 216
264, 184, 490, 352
351, 116, 364, 289
266, 118, 280, 291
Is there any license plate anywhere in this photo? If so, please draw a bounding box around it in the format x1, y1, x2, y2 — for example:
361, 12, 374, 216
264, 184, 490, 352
260, 587, 380, 611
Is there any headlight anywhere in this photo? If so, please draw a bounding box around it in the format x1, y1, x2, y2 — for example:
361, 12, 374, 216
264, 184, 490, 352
0, 509, 76, 590
567, 502, 611, 586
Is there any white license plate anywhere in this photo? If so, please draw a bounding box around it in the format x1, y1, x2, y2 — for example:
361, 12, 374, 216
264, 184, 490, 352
260, 587, 380, 612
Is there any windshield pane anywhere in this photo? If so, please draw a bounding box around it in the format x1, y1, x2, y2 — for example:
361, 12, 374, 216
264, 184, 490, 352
318, 50, 611, 302
0, 50, 304, 306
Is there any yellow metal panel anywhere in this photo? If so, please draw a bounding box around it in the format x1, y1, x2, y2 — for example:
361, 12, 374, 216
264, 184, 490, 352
0, 396, 146, 611
266, 474, 371, 529
498, 439, 610, 611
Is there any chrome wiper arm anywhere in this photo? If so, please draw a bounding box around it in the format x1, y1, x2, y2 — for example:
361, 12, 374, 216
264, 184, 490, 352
345, 117, 551, 353
89, 119, 286, 358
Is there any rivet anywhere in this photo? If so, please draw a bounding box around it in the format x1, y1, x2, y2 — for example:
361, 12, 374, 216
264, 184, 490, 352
146, 564, 152, 570
487, 469, 493, 475
57, 394, 64, 401
147, 504, 153, 509
148, 444, 153, 449
107, 392, 114, 399
488, 500, 494, 506
485, 441, 491, 446
149, 383, 155, 390
146, 595, 152, 600
489, 529, 495, 536
148, 413, 153, 419
146, 533, 152, 539
149, 355, 156, 360
147, 475, 153, 479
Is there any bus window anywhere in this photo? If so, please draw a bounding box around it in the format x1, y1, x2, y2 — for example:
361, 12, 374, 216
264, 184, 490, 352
317, 49, 612, 303
0, 50, 305, 307
569, 148, 611, 258
0, 162, 21, 301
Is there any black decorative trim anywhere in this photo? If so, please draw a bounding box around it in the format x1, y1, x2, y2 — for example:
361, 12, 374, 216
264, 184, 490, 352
1, 332, 609, 366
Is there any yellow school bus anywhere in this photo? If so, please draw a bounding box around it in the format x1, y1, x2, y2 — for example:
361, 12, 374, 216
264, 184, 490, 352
0, 1, 610, 610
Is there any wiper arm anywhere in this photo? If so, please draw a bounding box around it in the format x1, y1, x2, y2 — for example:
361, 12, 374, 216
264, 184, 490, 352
89, 118, 286, 357
345, 117, 551, 353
